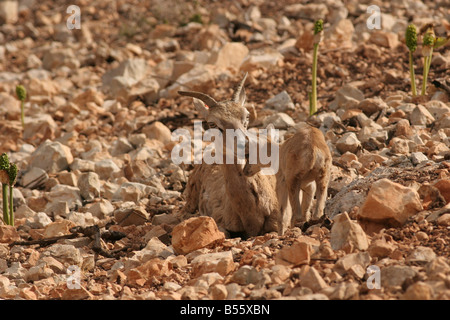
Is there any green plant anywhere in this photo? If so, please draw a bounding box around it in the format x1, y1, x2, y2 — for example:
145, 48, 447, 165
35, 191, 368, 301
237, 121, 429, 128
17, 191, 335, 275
15, 85, 26, 128
189, 13, 203, 24
0, 153, 18, 226
405, 24, 418, 96
421, 26, 435, 96
419, 24, 449, 96
7, 163, 17, 227
310, 19, 323, 116
0, 153, 10, 225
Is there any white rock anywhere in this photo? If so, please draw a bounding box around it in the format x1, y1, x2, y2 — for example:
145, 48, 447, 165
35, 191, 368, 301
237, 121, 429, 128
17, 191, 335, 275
424, 101, 450, 120
330, 212, 369, 251
78, 172, 101, 201
142, 121, 172, 144
263, 112, 295, 129
240, 48, 283, 71
102, 58, 148, 89
70, 158, 96, 172
46, 185, 82, 211
40, 244, 83, 267
20, 167, 48, 189
94, 159, 121, 180
209, 42, 249, 71
87, 199, 114, 219
23, 114, 57, 142
265, 91, 295, 111
330, 84, 364, 110
336, 132, 361, 154
411, 152, 429, 165
42, 48, 80, 70
0, 1, 18, 24
25, 212, 52, 229
113, 182, 158, 202
29, 140, 73, 174
410, 105, 435, 126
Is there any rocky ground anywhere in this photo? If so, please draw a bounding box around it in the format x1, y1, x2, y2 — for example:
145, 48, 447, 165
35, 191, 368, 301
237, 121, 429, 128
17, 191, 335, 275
0, 0, 449, 301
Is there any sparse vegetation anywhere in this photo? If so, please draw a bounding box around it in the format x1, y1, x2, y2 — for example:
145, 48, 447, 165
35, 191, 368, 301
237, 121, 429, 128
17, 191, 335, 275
405, 24, 417, 96
15, 85, 26, 128
310, 19, 323, 116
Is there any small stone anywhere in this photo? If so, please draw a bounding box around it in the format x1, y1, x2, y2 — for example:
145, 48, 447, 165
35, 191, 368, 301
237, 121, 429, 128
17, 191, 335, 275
395, 119, 413, 138
61, 285, 94, 300
210, 284, 227, 300
142, 121, 172, 144
114, 205, 149, 226
20, 167, 48, 189
411, 152, 429, 165
209, 42, 249, 71
358, 178, 423, 227
102, 58, 148, 90
262, 112, 295, 129
77, 172, 101, 201
301, 266, 328, 292
23, 114, 57, 144
330, 212, 369, 251
326, 282, 359, 300
389, 137, 410, 154
330, 84, 364, 110
410, 105, 435, 126
46, 185, 82, 211
336, 132, 361, 154
109, 137, 134, 156
42, 220, 76, 238
230, 265, 264, 286
26, 212, 52, 229
42, 48, 80, 70
40, 244, 82, 267
172, 216, 225, 255
94, 159, 121, 180
0, 1, 18, 24
369, 31, 399, 48
434, 180, 450, 204
191, 251, 235, 278
402, 282, 433, 300
87, 199, 114, 219
265, 91, 295, 111
406, 246, 436, 263
436, 214, 450, 226
357, 98, 388, 116
334, 252, 371, 275
368, 238, 396, 258
426, 257, 450, 278
0, 225, 20, 243
381, 265, 417, 288
275, 240, 311, 266
57, 171, 77, 187
28, 140, 74, 174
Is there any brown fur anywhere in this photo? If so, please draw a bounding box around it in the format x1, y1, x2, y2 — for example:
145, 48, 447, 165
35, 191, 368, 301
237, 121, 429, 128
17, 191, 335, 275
243, 124, 332, 234
179, 74, 280, 237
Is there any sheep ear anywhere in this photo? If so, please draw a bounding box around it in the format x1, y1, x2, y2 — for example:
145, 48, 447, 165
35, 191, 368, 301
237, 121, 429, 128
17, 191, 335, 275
193, 98, 210, 119
236, 87, 246, 106
233, 72, 248, 106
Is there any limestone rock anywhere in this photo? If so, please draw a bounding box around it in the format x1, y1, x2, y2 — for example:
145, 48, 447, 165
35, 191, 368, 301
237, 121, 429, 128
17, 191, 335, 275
172, 216, 225, 255
29, 140, 74, 174
330, 212, 368, 251
358, 178, 423, 227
